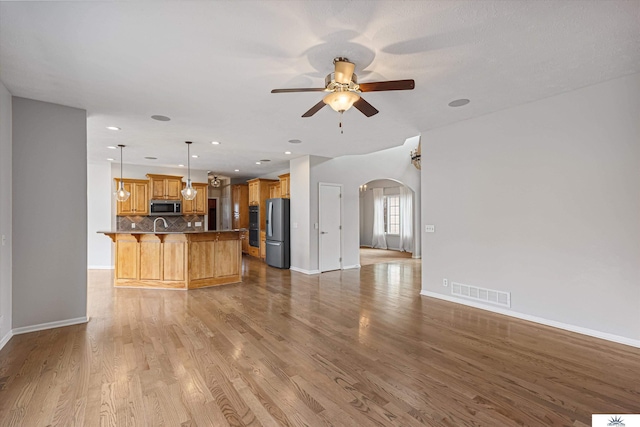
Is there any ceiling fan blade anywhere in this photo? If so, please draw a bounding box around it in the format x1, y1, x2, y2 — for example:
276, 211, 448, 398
302, 100, 326, 117
334, 60, 355, 84
353, 97, 379, 117
358, 79, 415, 92
271, 88, 326, 93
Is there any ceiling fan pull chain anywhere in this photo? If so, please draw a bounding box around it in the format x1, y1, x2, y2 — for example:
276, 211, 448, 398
339, 111, 343, 134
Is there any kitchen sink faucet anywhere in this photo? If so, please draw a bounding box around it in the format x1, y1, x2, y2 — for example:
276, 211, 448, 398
153, 217, 169, 233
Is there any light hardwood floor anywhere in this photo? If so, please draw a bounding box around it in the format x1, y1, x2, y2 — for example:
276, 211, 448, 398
359, 247, 413, 266
1, 256, 639, 426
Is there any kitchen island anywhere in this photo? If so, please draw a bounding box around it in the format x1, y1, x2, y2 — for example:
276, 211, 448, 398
100, 230, 243, 289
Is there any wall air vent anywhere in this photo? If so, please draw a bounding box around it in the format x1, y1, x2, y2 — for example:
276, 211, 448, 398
451, 282, 511, 308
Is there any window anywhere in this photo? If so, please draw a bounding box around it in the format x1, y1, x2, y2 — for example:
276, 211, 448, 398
384, 195, 400, 235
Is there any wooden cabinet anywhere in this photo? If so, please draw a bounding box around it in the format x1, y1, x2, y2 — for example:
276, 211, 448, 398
231, 184, 249, 230
182, 182, 208, 215
260, 230, 266, 261
269, 182, 281, 199
247, 178, 277, 231
115, 179, 149, 216
107, 231, 242, 290
241, 230, 249, 254
278, 173, 290, 198
248, 180, 259, 205
147, 174, 183, 200
248, 245, 259, 258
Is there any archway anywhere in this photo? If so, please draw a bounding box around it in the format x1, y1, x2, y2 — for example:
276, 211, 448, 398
359, 178, 415, 266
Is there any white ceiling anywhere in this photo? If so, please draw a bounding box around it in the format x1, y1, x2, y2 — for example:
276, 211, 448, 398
1, 1, 639, 177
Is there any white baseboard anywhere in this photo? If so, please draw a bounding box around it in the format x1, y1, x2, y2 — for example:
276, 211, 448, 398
88, 265, 114, 270
11, 316, 89, 336
420, 291, 640, 349
290, 266, 320, 275
0, 330, 13, 351
342, 264, 361, 270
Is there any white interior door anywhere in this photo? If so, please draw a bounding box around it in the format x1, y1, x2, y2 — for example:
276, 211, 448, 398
319, 183, 342, 272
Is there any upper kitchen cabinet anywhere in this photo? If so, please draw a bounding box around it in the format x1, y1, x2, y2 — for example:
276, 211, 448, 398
231, 184, 249, 230
147, 174, 183, 200
278, 173, 290, 198
269, 181, 281, 199
115, 179, 149, 216
248, 180, 259, 206
247, 178, 277, 230
182, 182, 208, 215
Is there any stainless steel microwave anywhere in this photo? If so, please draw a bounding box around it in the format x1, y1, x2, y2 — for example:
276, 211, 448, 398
149, 200, 182, 216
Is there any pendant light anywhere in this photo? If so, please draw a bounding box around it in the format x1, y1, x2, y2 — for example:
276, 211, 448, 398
115, 144, 130, 202
181, 141, 197, 201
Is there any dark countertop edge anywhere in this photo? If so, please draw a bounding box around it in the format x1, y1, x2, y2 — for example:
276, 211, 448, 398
98, 229, 246, 234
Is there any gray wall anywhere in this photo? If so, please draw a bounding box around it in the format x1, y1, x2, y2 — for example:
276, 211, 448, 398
421, 73, 640, 341
290, 156, 312, 272
0, 81, 12, 344
87, 162, 112, 268
12, 97, 87, 329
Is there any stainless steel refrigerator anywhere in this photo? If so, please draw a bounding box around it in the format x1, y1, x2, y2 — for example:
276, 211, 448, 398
265, 198, 290, 269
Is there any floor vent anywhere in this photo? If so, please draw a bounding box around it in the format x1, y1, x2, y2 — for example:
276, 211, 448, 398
451, 282, 511, 308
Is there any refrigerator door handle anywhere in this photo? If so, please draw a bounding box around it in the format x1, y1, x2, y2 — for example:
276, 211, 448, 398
268, 202, 273, 237
266, 241, 281, 246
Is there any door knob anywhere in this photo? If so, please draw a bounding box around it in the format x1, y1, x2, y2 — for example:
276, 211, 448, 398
321, 231, 328, 234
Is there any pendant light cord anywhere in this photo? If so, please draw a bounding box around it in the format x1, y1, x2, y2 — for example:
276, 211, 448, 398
119, 145, 124, 189
187, 143, 191, 183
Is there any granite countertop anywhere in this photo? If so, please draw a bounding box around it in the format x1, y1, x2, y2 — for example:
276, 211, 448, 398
99, 229, 246, 234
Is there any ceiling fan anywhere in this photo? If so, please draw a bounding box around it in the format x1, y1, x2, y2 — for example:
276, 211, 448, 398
271, 57, 415, 118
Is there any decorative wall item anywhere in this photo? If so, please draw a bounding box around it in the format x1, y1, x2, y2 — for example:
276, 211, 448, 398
410, 141, 421, 170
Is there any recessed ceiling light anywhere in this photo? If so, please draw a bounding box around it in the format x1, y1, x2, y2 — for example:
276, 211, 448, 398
107, 158, 115, 161
284, 151, 292, 155
211, 141, 220, 145
151, 115, 171, 121
255, 161, 261, 165
288, 139, 302, 144
178, 164, 185, 167
144, 156, 157, 160
260, 159, 271, 162
448, 99, 470, 107
234, 169, 239, 172
106, 126, 121, 131
107, 146, 117, 149
192, 155, 199, 158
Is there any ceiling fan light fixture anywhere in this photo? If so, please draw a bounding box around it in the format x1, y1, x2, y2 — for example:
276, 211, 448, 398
323, 90, 360, 113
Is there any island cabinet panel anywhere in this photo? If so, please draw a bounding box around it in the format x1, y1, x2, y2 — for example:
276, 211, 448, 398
139, 239, 162, 280
163, 239, 186, 281
189, 241, 215, 280
215, 240, 240, 278
106, 231, 242, 290
116, 238, 138, 279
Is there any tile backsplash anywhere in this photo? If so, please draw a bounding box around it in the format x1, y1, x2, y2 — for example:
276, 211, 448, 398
117, 215, 205, 232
